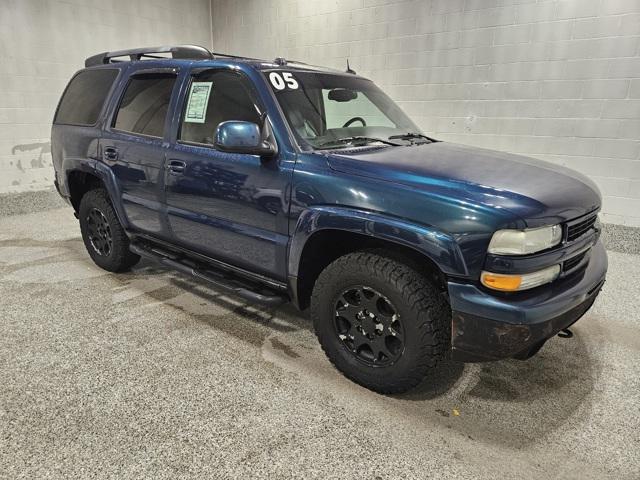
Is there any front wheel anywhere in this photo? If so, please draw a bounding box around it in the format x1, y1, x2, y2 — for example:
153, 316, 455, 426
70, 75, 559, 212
311, 251, 450, 394
78, 189, 140, 272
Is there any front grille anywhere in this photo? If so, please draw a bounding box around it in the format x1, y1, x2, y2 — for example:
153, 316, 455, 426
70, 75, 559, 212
563, 251, 587, 272
567, 214, 597, 242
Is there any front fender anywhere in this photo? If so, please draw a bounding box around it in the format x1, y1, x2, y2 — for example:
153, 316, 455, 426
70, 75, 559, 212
288, 206, 468, 278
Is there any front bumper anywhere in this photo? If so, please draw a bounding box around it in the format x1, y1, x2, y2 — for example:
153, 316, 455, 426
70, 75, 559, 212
448, 240, 607, 362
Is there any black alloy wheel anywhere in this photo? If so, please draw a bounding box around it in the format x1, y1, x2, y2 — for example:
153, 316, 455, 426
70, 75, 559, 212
78, 188, 140, 272
311, 251, 450, 394
86, 208, 113, 257
334, 286, 404, 367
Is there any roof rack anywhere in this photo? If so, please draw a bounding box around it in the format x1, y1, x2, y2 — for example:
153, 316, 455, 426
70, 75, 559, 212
273, 57, 313, 67
83, 46, 346, 74
85, 45, 214, 67
211, 51, 263, 61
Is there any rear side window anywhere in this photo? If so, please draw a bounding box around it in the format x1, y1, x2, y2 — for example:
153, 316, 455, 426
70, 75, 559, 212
113, 73, 177, 138
54, 69, 118, 126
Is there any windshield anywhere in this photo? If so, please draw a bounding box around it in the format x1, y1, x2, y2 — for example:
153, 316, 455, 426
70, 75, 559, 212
263, 70, 424, 150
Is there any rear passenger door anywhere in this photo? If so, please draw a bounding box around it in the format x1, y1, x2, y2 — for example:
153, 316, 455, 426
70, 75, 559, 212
101, 68, 179, 237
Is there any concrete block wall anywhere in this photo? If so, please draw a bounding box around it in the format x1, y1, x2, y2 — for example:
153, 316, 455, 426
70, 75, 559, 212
211, 0, 640, 227
0, 0, 212, 194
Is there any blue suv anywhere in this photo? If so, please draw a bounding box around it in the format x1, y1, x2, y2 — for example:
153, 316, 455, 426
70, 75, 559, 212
52, 45, 607, 393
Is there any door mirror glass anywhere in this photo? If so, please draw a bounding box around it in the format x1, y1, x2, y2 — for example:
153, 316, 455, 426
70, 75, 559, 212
214, 121, 276, 156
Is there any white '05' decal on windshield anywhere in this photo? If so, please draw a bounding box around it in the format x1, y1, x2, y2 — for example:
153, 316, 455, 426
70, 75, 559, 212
269, 72, 299, 90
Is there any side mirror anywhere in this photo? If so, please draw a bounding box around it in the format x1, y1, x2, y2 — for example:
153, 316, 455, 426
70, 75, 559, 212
214, 120, 276, 157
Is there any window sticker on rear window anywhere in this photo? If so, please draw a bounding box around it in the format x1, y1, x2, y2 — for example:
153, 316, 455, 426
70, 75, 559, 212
185, 81, 213, 123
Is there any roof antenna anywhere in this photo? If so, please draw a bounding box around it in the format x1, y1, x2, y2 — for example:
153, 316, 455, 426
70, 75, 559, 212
346, 58, 356, 75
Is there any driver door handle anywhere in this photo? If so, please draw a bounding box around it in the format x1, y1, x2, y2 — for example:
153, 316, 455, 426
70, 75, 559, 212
167, 159, 186, 174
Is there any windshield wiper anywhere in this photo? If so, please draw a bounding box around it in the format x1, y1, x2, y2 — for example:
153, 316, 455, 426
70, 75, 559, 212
388, 132, 436, 143
317, 136, 402, 149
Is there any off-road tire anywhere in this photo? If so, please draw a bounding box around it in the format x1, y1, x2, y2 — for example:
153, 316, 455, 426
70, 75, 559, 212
78, 188, 140, 272
311, 251, 450, 394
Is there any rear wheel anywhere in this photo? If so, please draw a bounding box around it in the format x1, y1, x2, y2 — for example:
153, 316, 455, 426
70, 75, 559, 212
78, 189, 140, 272
311, 251, 450, 394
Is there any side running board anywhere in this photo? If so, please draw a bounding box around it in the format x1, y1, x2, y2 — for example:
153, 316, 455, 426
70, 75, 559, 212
129, 242, 287, 307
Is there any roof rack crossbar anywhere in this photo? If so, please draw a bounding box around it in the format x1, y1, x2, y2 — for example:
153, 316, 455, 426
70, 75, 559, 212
210, 51, 262, 61
85, 45, 214, 67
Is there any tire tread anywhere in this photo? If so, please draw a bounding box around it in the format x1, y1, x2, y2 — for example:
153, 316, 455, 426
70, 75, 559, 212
79, 188, 139, 272
311, 251, 450, 394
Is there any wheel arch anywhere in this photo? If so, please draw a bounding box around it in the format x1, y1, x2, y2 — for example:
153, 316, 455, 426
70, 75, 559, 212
289, 206, 467, 310
68, 170, 104, 211
64, 159, 129, 228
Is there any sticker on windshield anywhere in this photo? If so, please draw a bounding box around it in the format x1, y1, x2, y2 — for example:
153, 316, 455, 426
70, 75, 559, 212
269, 72, 299, 90
184, 81, 213, 123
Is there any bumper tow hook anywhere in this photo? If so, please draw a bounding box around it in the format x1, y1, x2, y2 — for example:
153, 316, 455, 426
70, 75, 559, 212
558, 328, 574, 339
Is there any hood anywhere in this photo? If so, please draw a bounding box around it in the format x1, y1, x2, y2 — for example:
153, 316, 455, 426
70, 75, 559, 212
325, 142, 601, 226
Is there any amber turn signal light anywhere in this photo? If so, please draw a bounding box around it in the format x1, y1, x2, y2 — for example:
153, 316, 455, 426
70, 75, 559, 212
481, 265, 561, 292
480, 272, 522, 291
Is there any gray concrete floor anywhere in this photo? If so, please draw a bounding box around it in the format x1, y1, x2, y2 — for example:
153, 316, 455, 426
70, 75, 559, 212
0, 207, 638, 479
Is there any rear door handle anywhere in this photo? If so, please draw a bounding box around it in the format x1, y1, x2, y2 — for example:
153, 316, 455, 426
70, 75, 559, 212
167, 160, 186, 174
103, 146, 118, 162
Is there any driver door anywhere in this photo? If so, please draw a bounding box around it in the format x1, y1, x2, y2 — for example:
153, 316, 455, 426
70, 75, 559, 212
164, 68, 292, 280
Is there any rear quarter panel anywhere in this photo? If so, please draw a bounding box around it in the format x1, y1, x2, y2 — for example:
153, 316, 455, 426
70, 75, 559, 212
51, 124, 100, 197
51, 65, 127, 198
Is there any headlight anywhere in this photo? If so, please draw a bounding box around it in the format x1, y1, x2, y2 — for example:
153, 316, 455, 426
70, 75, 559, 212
481, 264, 560, 292
488, 225, 562, 255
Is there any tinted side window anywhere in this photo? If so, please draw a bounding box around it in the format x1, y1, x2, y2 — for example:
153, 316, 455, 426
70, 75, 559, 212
179, 70, 261, 145
55, 69, 118, 126
113, 74, 177, 137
